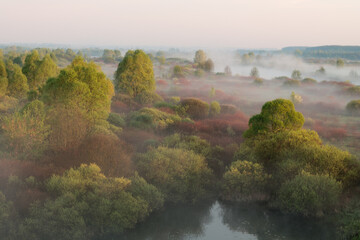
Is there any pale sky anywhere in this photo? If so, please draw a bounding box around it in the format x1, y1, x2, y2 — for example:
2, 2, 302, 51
0, 0, 359, 48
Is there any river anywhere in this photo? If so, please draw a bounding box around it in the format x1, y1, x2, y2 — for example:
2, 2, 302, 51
118, 201, 335, 240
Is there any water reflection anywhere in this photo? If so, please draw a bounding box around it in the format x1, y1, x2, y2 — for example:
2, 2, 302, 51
116, 201, 335, 240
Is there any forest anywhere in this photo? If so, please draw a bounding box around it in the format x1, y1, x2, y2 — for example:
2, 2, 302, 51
0, 46, 359, 240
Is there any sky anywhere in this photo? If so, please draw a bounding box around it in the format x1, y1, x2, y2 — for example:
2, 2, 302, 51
0, 0, 359, 49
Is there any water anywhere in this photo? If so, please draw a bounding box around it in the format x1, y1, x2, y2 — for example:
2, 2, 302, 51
118, 201, 335, 240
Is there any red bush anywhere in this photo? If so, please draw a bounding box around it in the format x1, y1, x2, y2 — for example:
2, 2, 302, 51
312, 120, 347, 140
156, 79, 168, 86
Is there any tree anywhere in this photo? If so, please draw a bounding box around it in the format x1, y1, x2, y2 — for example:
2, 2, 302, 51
291, 70, 302, 80
0, 59, 6, 78
316, 66, 326, 75
336, 58, 345, 68
114, 50, 155, 98
244, 99, 304, 138
22, 51, 58, 90
33, 54, 58, 89
42, 56, 114, 125
290, 91, 303, 104
194, 50, 207, 66
22, 194, 88, 240
6, 61, 29, 98
222, 160, 270, 201
250, 67, 259, 78
204, 59, 214, 72
302, 78, 317, 84
0, 59, 8, 97
224, 66, 232, 76
276, 173, 342, 217
102, 49, 115, 63
25, 164, 161, 237
173, 65, 184, 78
135, 147, 214, 203
346, 99, 360, 113
180, 98, 209, 119
0, 192, 16, 239
1, 100, 50, 159
209, 101, 221, 117
22, 50, 40, 88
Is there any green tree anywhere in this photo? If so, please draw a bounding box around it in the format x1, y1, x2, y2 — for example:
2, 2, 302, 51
114, 50, 155, 97
102, 49, 115, 63
48, 165, 150, 232
194, 50, 207, 66
346, 99, 360, 113
244, 99, 304, 138
291, 70, 302, 80
22, 50, 40, 88
173, 65, 184, 78
33, 54, 58, 89
222, 160, 270, 201
6, 61, 29, 98
336, 58, 345, 68
21, 194, 88, 240
276, 173, 342, 217
204, 59, 214, 72
22, 51, 58, 90
0, 192, 16, 239
224, 66, 232, 76
0, 59, 8, 97
1, 100, 49, 159
316, 66, 326, 75
209, 101, 221, 117
179, 98, 209, 119
42, 56, 114, 125
250, 67, 259, 78
135, 147, 214, 203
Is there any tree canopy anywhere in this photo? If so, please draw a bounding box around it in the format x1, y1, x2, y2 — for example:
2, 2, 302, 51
244, 99, 304, 138
114, 50, 155, 98
42, 56, 114, 124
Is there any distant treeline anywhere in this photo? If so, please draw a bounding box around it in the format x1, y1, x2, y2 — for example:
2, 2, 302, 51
282, 45, 360, 60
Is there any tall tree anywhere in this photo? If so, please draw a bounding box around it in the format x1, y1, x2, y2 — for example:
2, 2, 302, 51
194, 50, 207, 65
0, 59, 8, 97
6, 61, 29, 98
114, 50, 155, 97
22, 50, 40, 88
244, 98, 304, 138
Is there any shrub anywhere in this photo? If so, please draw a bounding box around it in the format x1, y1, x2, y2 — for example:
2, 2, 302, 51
253, 77, 263, 85
128, 173, 164, 212
222, 160, 270, 202
169, 96, 180, 104
220, 104, 237, 114
244, 99, 304, 138
0, 191, 16, 239
346, 86, 360, 96
41, 164, 160, 236
283, 79, 301, 87
128, 107, 181, 130
338, 198, 360, 240
209, 101, 221, 117
135, 147, 214, 203
302, 78, 317, 84
1, 100, 50, 159
276, 173, 342, 217
180, 98, 209, 119
346, 99, 360, 113
135, 91, 163, 105
107, 112, 125, 127
21, 194, 88, 240
77, 134, 133, 177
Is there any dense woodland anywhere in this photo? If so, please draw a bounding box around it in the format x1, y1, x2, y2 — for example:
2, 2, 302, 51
0, 47, 359, 240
